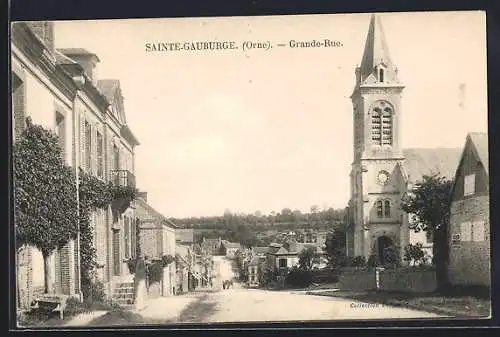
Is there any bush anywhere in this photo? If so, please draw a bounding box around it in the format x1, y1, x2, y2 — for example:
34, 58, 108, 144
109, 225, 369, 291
148, 260, 164, 284
285, 267, 313, 288
404, 243, 427, 266
82, 280, 106, 304
351, 255, 367, 267
382, 245, 401, 268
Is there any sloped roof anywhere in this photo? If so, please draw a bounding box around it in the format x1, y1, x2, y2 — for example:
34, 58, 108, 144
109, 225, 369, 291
252, 246, 269, 255
97, 79, 120, 103
136, 198, 178, 228
224, 242, 241, 249
468, 133, 489, 174
54, 50, 78, 65
58, 48, 100, 61
402, 148, 462, 183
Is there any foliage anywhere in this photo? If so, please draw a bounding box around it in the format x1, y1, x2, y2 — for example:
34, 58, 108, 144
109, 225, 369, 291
404, 243, 427, 266
126, 258, 137, 275
82, 280, 106, 304
401, 172, 454, 289
382, 245, 401, 268
298, 247, 318, 271
148, 260, 164, 284
367, 254, 379, 269
13, 117, 79, 258
161, 254, 175, 267
324, 230, 347, 269
285, 266, 313, 288
350, 255, 367, 268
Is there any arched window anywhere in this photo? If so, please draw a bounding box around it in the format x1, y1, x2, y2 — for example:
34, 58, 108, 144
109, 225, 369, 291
379, 68, 384, 82
376, 199, 391, 218
376, 201, 383, 217
371, 108, 382, 145
382, 107, 393, 146
384, 200, 391, 217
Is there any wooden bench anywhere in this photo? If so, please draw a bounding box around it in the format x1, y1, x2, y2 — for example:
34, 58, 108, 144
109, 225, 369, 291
31, 294, 68, 320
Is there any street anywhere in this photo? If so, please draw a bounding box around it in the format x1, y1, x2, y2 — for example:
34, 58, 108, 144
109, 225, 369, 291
175, 286, 444, 323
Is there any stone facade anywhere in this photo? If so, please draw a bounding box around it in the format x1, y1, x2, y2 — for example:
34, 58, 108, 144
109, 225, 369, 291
447, 133, 490, 287
348, 15, 461, 264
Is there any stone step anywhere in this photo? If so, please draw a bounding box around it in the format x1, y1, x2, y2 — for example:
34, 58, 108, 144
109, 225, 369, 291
114, 288, 135, 294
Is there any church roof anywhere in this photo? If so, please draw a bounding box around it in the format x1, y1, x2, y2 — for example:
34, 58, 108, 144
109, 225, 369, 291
402, 148, 462, 183
359, 14, 395, 83
467, 133, 489, 174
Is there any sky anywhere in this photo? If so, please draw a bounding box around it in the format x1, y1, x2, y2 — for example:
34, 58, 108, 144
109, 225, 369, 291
54, 11, 488, 218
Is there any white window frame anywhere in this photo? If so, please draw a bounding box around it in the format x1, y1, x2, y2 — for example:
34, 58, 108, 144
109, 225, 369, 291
464, 174, 476, 196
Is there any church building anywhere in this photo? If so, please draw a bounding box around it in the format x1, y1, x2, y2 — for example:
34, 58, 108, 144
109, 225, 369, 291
346, 14, 461, 263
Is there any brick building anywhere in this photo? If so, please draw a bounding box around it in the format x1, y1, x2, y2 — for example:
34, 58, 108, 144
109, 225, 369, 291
12, 21, 82, 308
135, 197, 178, 296
447, 133, 490, 287
12, 21, 142, 307
346, 14, 462, 264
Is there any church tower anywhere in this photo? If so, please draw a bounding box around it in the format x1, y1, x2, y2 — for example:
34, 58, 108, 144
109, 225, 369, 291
348, 14, 408, 262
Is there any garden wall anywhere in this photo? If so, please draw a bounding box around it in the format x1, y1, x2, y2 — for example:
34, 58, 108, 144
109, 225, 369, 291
338, 268, 376, 291
379, 268, 437, 293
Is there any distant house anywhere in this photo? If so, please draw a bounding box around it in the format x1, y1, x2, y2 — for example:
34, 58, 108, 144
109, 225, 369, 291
201, 237, 223, 255
265, 241, 326, 273
175, 228, 194, 245
247, 257, 260, 288
135, 198, 178, 296
221, 242, 242, 258
447, 133, 490, 288
251, 246, 269, 258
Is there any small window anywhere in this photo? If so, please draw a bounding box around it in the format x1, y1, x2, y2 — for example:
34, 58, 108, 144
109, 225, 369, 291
278, 258, 287, 268
379, 68, 384, 82
376, 201, 383, 217
464, 174, 475, 196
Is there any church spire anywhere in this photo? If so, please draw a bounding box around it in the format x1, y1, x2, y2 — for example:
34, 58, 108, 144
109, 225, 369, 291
358, 14, 399, 85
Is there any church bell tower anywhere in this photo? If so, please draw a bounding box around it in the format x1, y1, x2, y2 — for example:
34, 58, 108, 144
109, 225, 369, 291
348, 14, 407, 261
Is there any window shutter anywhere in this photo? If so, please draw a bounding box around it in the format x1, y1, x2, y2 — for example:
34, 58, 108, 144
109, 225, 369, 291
80, 115, 86, 170
90, 125, 97, 175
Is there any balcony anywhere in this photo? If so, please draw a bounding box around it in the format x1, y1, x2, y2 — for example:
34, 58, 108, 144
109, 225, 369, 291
110, 170, 136, 189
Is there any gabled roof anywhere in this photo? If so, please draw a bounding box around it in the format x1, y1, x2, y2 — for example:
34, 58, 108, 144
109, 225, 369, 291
403, 148, 462, 184
468, 133, 489, 174
252, 246, 269, 255
136, 198, 178, 228
224, 242, 241, 249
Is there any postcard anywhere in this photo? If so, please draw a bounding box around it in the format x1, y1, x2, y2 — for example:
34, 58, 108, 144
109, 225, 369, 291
10, 11, 490, 328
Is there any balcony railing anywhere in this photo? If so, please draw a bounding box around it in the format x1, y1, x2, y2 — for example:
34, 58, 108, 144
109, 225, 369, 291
110, 169, 136, 189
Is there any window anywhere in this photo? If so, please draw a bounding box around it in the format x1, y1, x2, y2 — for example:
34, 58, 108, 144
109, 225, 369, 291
379, 68, 384, 82
84, 121, 92, 171
382, 108, 393, 145
377, 199, 391, 218
55, 111, 65, 159
464, 174, 475, 196
96, 131, 104, 178
384, 200, 391, 217
460, 222, 472, 241
472, 221, 485, 242
371, 108, 381, 145
278, 258, 287, 268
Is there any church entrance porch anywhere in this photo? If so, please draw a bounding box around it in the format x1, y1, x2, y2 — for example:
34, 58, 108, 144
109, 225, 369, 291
370, 234, 399, 267
376, 236, 393, 266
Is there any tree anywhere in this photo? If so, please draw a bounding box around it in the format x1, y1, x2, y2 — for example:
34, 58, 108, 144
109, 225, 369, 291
401, 173, 454, 289
14, 117, 79, 294
404, 243, 427, 266
298, 247, 317, 271
324, 230, 346, 269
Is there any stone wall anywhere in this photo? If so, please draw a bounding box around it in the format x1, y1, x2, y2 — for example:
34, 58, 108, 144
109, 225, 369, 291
448, 195, 490, 287
379, 268, 437, 293
338, 268, 376, 291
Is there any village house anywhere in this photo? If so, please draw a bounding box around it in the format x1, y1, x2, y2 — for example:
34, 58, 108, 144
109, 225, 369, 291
12, 21, 82, 308
265, 241, 326, 273
247, 257, 260, 288
135, 195, 178, 297
221, 241, 241, 258
447, 133, 490, 288
201, 237, 223, 255
56, 46, 141, 301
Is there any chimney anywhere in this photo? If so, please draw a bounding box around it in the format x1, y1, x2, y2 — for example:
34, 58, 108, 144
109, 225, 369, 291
58, 49, 100, 86
27, 21, 55, 54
